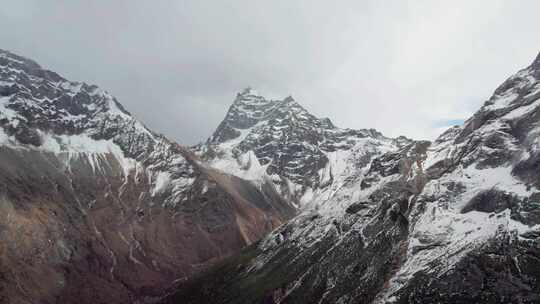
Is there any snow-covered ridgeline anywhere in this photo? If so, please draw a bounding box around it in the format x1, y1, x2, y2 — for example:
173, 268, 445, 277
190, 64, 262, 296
375, 63, 540, 298
235, 57, 540, 302
0, 123, 195, 207
201, 88, 408, 210
0, 50, 196, 205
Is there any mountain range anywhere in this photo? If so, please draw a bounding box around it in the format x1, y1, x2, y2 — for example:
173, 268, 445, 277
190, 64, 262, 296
0, 49, 294, 303
1, 49, 539, 304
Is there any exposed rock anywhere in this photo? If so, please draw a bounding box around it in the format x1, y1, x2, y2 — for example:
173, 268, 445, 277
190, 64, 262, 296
0, 49, 296, 304
461, 189, 521, 214
345, 201, 370, 214
198, 87, 412, 206
158, 52, 540, 304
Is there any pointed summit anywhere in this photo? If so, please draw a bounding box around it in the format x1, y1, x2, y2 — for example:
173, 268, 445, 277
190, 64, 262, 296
238, 86, 260, 97
205, 87, 400, 205
531, 51, 540, 73
0, 50, 297, 304
283, 95, 294, 103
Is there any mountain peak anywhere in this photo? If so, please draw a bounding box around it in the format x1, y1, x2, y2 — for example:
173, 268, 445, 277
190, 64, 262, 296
238, 86, 260, 97
210, 89, 319, 144
531, 51, 540, 71
0, 49, 158, 159
0, 49, 41, 69
204, 87, 401, 205
284, 95, 294, 102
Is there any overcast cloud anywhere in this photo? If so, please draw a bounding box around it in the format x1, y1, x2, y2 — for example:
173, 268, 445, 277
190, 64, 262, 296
0, 1, 538, 143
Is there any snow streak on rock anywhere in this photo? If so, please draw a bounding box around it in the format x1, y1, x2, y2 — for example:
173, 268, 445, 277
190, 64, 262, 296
0, 49, 295, 304
161, 53, 540, 304
199, 87, 411, 210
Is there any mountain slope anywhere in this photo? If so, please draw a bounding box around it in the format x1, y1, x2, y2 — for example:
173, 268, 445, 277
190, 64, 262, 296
160, 54, 540, 304
198, 87, 411, 210
0, 49, 295, 304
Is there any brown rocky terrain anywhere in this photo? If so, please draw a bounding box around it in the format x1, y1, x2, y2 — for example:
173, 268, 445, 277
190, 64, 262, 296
0, 49, 295, 304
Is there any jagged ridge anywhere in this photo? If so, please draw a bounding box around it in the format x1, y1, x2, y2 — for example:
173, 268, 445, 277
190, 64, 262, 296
200, 87, 411, 208
160, 53, 540, 304
0, 49, 295, 304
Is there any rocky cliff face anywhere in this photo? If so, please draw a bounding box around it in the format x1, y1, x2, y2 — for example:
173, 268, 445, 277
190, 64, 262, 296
160, 54, 540, 304
198, 87, 411, 208
0, 50, 295, 304
3, 47, 540, 304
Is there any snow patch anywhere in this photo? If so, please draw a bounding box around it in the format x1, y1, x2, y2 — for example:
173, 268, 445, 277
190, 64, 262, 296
152, 171, 172, 195
0, 127, 9, 144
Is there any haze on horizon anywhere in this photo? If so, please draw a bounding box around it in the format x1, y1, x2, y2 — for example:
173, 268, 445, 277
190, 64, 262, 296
0, 0, 538, 144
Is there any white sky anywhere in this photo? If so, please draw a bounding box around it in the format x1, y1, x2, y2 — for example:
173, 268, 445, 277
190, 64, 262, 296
0, 0, 538, 143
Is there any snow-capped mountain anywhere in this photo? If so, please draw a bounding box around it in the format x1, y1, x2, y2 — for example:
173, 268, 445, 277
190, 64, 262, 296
161, 54, 540, 304
198, 87, 411, 210
0, 49, 295, 304
0, 49, 194, 198
3, 46, 540, 304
